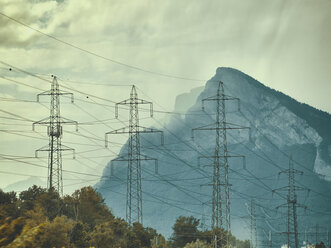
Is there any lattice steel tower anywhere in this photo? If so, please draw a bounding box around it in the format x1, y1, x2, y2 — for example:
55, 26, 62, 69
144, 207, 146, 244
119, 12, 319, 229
192, 81, 248, 244
250, 198, 257, 248
105, 85, 163, 224
273, 156, 308, 248
33, 76, 77, 196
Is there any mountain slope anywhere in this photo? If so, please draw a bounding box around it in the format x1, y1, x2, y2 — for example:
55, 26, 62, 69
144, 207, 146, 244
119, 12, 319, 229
96, 67, 331, 243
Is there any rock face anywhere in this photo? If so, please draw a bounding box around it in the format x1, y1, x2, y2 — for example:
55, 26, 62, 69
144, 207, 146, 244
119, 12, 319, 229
96, 68, 331, 244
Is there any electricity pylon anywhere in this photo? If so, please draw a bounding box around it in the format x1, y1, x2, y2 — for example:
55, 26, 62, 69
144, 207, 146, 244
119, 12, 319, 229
192, 81, 249, 247
269, 231, 273, 248
33, 75, 77, 196
250, 198, 258, 248
272, 156, 309, 248
105, 85, 163, 225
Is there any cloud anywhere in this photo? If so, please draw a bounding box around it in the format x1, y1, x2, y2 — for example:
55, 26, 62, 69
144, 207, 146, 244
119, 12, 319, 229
0, 0, 330, 192
0, 0, 58, 47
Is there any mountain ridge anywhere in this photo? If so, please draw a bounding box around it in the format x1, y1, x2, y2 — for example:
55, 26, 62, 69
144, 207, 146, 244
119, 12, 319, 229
96, 67, 331, 242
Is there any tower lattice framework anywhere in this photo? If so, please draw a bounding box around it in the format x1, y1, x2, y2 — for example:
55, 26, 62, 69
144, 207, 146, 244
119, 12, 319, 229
33, 76, 77, 196
105, 85, 163, 224
192, 81, 249, 247
250, 198, 257, 248
273, 156, 309, 248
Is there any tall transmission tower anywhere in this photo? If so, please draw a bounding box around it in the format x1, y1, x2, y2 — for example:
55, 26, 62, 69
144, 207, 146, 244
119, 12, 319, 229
250, 198, 258, 248
269, 231, 273, 248
105, 85, 163, 225
33, 75, 77, 196
192, 81, 249, 246
272, 156, 308, 248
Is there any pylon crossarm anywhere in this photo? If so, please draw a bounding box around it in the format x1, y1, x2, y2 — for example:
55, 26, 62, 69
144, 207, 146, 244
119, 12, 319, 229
115, 100, 129, 118
105, 127, 129, 147
109, 155, 129, 176
36, 90, 52, 101
135, 98, 152, 105
292, 185, 308, 191
32, 116, 51, 129
275, 203, 288, 210
136, 99, 153, 117
59, 117, 78, 130
107, 127, 129, 135
198, 154, 245, 168
35, 145, 50, 157
111, 155, 129, 164
192, 122, 248, 136
295, 204, 307, 210
272, 186, 290, 193
225, 122, 250, 129
137, 126, 164, 145
116, 99, 130, 106
112, 155, 128, 161
139, 154, 158, 174
58, 145, 75, 158
137, 126, 161, 133
279, 169, 303, 176
36, 90, 74, 101
202, 96, 239, 102
202, 95, 240, 112
192, 123, 216, 139
33, 117, 78, 130
193, 123, 216, 130
57, 91, 74, 103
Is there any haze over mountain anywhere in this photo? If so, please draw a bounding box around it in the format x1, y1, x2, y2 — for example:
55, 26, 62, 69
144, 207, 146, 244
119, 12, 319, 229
96, 67, 331, 243
4, 176, 45, 193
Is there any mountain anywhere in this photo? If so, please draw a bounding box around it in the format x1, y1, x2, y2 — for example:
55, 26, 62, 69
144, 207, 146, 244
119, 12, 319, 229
95, 67, 331, 244
4, 176, 46, 192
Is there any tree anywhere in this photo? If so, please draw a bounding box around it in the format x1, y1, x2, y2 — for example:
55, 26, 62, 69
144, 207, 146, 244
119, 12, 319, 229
171, 216, 200, 248
18, 185, 62, 220
89, 221, 115, 248
69, 222, 90, 248
35, 188, 62, 220
64, 186, 113, 227
151, 234, 170, 248
129, 222, 157, 248
184, 239, 212, 248
32, 215, 74, 248
0, 189, 19, 220
0, 217, 25, 247
18, 185, 47, 212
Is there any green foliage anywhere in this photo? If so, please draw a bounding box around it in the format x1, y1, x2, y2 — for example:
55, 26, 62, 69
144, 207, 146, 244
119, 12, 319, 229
33, 216, 74, 248
69, 222, 90, 248
0, 186, 249, 248
151, 234, 170, 248
19, 185, 47, 212
0, 185, 162, 248
0, 217, 25, 247
129, 222, 157, 248
170, 216, 250, 248
63, 186, 114, 227
0, 190, 19, 220
89, 221, 116, 248
184, 239, 211, 248
19, 185, 61, 220
171, 216, 200, 248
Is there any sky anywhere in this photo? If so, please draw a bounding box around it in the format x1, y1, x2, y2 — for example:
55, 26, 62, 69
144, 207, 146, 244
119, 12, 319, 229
0, 0, 330, 193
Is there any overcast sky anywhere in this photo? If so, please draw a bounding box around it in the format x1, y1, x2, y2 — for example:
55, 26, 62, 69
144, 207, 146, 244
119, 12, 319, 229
0, 0, 330, 191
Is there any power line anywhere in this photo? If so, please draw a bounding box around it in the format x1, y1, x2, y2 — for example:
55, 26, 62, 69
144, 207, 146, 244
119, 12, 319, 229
0, 11, 204, 82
